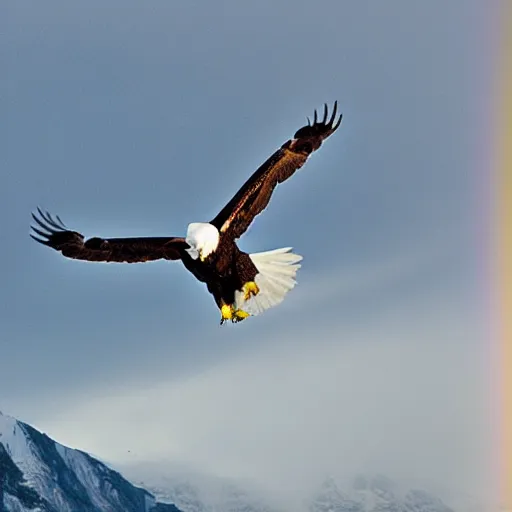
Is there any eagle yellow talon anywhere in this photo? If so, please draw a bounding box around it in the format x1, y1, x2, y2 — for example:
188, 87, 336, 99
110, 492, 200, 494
220, 304, 250, 324
233, 309, 250, 322
220, 304, 234, 325
243, 281, 260, 301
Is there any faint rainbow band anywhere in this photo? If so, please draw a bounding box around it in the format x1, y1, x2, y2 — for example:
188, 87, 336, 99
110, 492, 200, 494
497, 1, 512, 508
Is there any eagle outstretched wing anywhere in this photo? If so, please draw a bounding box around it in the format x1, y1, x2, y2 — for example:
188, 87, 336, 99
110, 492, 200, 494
210, 102, 342, 240
30, 208, 188, 263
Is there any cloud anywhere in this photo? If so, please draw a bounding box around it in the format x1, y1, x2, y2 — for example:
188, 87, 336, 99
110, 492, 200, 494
37, 247, 491, 503
3, 2, 493, 508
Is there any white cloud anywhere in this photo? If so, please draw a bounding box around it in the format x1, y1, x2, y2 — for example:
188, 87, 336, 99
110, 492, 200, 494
38, 267, 491, 503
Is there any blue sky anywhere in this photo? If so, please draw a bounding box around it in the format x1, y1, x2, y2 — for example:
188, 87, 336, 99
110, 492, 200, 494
2, 0, 495, 506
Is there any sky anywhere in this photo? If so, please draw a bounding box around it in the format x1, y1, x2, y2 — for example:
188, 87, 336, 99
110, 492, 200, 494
1, 0, 497, 507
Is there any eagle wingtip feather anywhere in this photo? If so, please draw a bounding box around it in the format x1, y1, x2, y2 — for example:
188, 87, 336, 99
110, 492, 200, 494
294, 101, 342, 140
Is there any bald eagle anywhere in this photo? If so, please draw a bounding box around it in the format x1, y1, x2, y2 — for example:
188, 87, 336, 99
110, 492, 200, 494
31, 102, 342, 324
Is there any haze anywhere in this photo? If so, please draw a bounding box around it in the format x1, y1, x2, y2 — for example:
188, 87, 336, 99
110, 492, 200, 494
2, 0, 495, 507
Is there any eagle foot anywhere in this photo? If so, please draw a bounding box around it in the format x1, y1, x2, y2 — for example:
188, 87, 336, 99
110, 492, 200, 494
220, 304, 234, 325
243, 281, 260, 301
220, 304, 250, 325
232, 308, 250, 323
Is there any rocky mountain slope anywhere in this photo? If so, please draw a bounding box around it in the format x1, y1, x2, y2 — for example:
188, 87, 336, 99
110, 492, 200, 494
0, 411, 181, 512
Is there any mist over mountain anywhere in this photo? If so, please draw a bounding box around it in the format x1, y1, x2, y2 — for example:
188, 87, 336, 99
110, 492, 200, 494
123, 460, 476, 512
1, 412, 482, 512
0, 411, 181, 512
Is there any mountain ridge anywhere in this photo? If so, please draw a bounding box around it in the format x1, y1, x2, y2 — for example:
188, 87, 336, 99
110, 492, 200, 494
0, 411, 181, 512
1, 412, 481, 512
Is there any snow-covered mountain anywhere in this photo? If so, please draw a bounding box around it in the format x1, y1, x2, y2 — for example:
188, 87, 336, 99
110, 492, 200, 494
1, 412, 479, 512
126, 467, 282, 512
0, 411, 182, 512
308, 475, 456, 512
126, 465, 465, 512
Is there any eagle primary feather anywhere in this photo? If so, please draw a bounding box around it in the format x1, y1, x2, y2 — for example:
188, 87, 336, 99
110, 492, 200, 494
210, 101, 342, 239
30, 102, 342, 324
31, 208, 186, 263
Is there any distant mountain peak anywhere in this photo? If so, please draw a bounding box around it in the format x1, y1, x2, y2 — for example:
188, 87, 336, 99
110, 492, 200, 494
309, 475, 456, 512
1, 413, 477, 512
0, 412, 182, 512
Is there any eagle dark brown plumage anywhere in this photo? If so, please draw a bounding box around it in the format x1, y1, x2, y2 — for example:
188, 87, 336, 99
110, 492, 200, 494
31, 209, 186, 263
31, 102, 342, 324
211, 102, 341, 239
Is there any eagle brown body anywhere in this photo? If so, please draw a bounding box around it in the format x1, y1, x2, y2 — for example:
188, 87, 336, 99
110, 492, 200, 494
31, 102, 342, 324
181, 238, 258, 313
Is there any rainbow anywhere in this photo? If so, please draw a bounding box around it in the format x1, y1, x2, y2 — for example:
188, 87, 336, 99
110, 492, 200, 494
497, 2, 512, 508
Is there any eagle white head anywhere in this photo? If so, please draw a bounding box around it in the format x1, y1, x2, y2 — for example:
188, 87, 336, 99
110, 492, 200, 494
185, 222, 220, 261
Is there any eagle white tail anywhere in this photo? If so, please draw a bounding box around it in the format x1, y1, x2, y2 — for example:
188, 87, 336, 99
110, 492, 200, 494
234, 248, 303, 316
